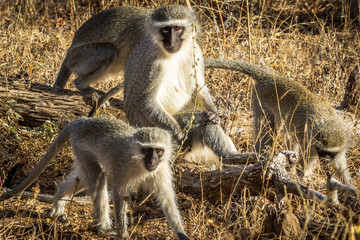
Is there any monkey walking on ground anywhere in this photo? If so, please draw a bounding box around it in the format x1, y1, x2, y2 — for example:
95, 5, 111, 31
0, 117, 190, 240
205, 58, 352, 184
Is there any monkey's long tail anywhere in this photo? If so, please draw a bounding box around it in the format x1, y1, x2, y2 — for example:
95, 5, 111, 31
0, 129, 70, 201
204, 58, 281, 82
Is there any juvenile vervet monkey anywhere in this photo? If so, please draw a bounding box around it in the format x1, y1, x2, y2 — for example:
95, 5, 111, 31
174, 110, 260, 167
0, 117, 189, 240
53, 6, 152, 95
205, 58, 352, 184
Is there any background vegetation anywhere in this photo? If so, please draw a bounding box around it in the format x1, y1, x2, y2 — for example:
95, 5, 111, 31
0, 0, 359, 239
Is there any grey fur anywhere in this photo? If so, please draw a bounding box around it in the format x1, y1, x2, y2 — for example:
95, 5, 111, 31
0, 117, 189, 239
205, 58, 352, 184
53, 6, 152, 94
54, 5, 202, 97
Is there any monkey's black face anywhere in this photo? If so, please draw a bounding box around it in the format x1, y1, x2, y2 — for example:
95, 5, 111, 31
316, 147, 338, 159
142, 147, 164, 172
160, 26, 185, 53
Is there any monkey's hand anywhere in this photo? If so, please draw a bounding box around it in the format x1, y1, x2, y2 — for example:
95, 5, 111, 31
173, 126, 185, 142
206, 110, 221, 125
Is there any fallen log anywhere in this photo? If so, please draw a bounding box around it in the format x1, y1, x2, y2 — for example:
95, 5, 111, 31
4, 151, 359, 212
0, 78, 125, 127
179, 151, 328, 203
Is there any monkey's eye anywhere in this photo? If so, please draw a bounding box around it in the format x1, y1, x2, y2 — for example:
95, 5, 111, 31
154, 148, 164, 157
174, 26, 183, 32
161, 27, 171, 34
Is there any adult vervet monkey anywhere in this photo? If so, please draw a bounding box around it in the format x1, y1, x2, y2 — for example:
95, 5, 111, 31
123, 5, 218, 141
0, 117, 189, 240
53, 6, 152, 95
205, 58, 352, 184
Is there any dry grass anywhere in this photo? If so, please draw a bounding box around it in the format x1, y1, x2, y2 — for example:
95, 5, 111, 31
1, 0, 360, 239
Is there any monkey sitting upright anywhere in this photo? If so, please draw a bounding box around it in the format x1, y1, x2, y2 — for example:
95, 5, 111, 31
205, 58, 352, 184
0, 117, 189, 240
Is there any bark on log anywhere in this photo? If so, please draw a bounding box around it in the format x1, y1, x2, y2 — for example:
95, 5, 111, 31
179, 151, 327, 203
0, 78, 125, 127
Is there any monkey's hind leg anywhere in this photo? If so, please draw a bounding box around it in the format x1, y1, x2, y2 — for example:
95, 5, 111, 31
50, 169, 87, 221
252, 93, 276, 155
333, 150, 351, 184
67, 43, 118, 96
53, 60, 72, 89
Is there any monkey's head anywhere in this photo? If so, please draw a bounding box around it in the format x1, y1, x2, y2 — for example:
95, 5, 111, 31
141, 146, 165, 171
150, 5, 201, 54
135, 127, 173, 172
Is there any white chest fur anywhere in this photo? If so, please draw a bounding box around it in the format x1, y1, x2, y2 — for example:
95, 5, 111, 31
156, 44, 205, 115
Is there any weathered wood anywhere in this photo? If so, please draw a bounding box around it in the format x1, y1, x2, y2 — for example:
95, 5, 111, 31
0, 79, 125, 127
179, 151, 329, 204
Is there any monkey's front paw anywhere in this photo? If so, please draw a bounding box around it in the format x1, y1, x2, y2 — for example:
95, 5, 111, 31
174, 128, 184, 142
50, 210, 68, 222
206, 111, 221, 125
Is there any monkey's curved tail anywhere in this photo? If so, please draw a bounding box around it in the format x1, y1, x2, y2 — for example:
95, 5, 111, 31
204, 58, 280, 82
0, 128, 70, 201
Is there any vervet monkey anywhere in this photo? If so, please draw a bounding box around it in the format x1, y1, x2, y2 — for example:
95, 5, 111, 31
205, 58, 352, 184
174, 110, 260, 167
123, 5, 218, 141
53, 6, 152, 95
0, 117, 189, 240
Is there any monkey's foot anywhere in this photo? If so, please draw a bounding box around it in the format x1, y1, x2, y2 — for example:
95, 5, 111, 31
177, 232, 190, 240
98, 228, 118, 238
78, 87, 105, 101
50, 205, 68, 222
50, 212, 68, 222
121, 231, 130, 239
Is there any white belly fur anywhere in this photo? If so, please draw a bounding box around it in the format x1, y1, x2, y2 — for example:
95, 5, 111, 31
156, 44, 205, 115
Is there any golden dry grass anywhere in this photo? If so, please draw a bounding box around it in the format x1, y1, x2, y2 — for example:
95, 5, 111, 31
1, 0, 360, 239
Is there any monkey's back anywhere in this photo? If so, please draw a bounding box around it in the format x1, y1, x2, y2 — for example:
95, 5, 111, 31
68, 117, 136, 153
71, 7, 151, 47
254, 73, 349, 148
